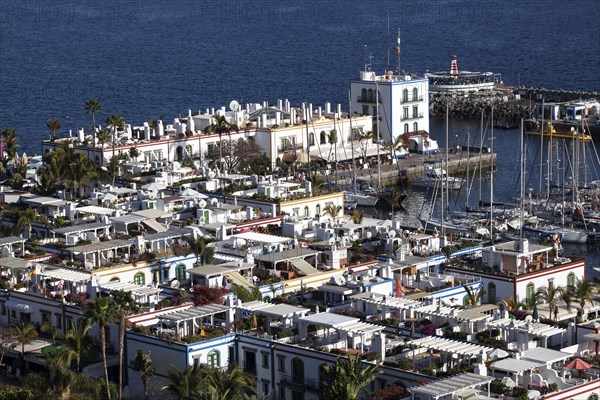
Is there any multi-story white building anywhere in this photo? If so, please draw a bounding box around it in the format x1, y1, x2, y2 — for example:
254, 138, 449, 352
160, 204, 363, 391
350, 69, 430, 144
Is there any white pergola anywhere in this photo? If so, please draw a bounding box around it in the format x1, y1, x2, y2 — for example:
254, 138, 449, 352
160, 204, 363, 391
51, 222, 112, 243
238, 300, 310, 332
411, 336, 493, 358
0, 236, 26, 257
99, 281, 161, 305
37, 266, 92, 296
142, 228, 193, 252
298, 312, 385, 352
489, 320, 566, 348
408, 372, 494, 400
157, 304, 229, 337
67, 239, 133, 268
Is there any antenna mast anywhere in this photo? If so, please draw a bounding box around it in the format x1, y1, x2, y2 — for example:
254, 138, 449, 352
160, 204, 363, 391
363, 45, 373, 72
387, 3, 391, 70
396, 28, 401, 75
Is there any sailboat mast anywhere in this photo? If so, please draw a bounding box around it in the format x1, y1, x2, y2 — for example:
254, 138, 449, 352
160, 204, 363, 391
349, 89, 357, 193
396, 29, 401, 75
490, 106, 494, 241
376, 80, 381, 189
539, 98, 545, 195
479, 108, 484, 206
466, 129, 470, 210
520, 118, 524, 240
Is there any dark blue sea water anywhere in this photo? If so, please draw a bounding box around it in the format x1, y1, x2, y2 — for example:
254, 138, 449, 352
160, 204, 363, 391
0, 0, 599, 270
1, 0, 599, 154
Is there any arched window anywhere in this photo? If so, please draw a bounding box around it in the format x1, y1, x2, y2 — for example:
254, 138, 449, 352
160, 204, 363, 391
133, 272, 145, 285
319, 363, 329, 388
185, 144, 193, 156
320, 131, 327, 144
176, 264, 187, 281
304, 206, 309, 216
404, 123, 409, 133
176, 146, 184, 161
488, 282, 496, 304
586, 395, 598, 400
275, 157, 281, 167
567, 273, 575, 288
309, 133, 315, 145
367, 89, 374, 102
526, 283, 535, 304
110, 276, 120, 282
291, 357, 304, 384
208, 350, 220, 368
361, 88, 367, 101
413, 87, 418, 100
413, 122, 418, 131
315, 204, 321, 216
402, 89, 409, 102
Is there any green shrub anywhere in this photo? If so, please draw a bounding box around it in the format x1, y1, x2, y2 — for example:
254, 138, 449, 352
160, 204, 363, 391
0, 388, 36, 400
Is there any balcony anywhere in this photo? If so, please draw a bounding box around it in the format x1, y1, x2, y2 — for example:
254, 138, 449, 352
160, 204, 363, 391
401, 95, 424, 103
277, 143, 303, 153
280, 374, 320, 392
356, 96, 381, 103
401, 113, 424, 121
243, 361, 257, 375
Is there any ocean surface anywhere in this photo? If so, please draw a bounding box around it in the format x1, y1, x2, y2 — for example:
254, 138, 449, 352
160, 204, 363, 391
0, 0, 599, 271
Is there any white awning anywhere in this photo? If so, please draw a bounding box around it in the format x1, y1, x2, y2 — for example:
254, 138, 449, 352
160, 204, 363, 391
4, 300, 33, 312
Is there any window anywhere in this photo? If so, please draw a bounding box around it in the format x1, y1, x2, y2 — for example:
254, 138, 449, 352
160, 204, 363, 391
279, 387, 286, 400
10, 309, 16, 319
262, 352, 269, 368
110, 276, 120, 282
315, 204, 321, 216
208, 350, 220, 368
244, 350, 257, 374
309, 133, 315, 145
362, 105, 369, 115
412, 106, 418, 118
176, 264, 187, 281
291, 358, 304, 384
176, 146, 184, 161
548, 278, 554, 291
0, 302, 5, 316
304, 206, 309, 216
277, 355, 285, 372
404, 123, 409, 133
413, 87, 418, 100
413, 122, 418, 131
403, 107, 409, 119
488, 282, 496, 304
402, 88, 408, 102
361, 88, 367, 101
133, 272, 145, 285
292, 391, 304, 400
319, 363, 329, 388
55, 314, 62, 330
526, 283, 535, 304
367, 89, 374, 102
567, 273, 575, 288
372, 106, 377, 116
261, 381, 269, 396
41, 311, 52, 325
320, 131, 327, 144
185, 144, 192, 156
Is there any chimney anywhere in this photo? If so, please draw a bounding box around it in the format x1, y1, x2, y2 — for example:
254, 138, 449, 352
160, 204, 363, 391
337, 104, 342, 115
309, 103, 313, 117
278, 99, 283, 109
318, 107, 322, 119
325, 102, 331, 114
188, 109, 192, 118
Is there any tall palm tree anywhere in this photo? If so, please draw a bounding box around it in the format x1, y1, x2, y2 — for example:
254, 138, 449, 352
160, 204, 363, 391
323, 203, 342, 221
358, 129, 374, 161
16, 208, 38, 239
570, 278, 597, 321
112, 290, 140, 400
502, 297, 526, 312
162, 360, 207, 400
105, 114, 125, 168
389, 135, 406, 157
130, 349, 156, 400
462, 284, 485, 307
14, 323, 38, 366
204, 115, 234, 174
536, 285, 567, 320
321, 355, 381, 400
85, 296, 118, 400
47, 118, 61, 141
0, 128, 18, 166
57, 319, 94, 372
97, 129, 111, 148
327, 129, 338, 164
46, 347, 77, 400
85, 99, 102, 142
309, 173, 324, 195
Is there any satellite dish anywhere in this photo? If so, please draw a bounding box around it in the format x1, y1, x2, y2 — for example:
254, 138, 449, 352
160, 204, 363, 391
388, 230, 397, 238
524, 315, 534, 322
328, 237, 336, 245
198, 199, 207, 209
170, 279, 181, 288
229, 100, 240, 112
332, 274, 347, 286
243, 113, 250, 121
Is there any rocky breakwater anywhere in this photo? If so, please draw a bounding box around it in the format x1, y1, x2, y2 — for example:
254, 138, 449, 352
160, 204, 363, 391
430, 92, 531, 121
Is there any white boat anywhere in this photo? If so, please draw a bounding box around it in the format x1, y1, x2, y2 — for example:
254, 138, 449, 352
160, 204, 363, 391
344, 198, 358, 209
412, 166, 464, 190
344, 191, 379, 206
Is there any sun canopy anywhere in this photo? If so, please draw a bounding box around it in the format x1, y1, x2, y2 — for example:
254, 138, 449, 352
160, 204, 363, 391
407, 373, 494, 400
564, 358, 592, 370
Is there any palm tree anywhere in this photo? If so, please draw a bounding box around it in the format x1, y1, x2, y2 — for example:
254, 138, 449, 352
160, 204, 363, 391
1, 128, 18, 166
204, 115, 234, 174
58, 319, 94, 372
383, 186, 405, 215
47, 118, 61, 141
323, 203, 342, 221
130, 349, 155, 400
85, 296, 118, 400
129, 146, 140, 160
389, 135, 406, 157
112, 290, 140, 400
46, 347, 77, 400
162, 360, 207, 399
358, 129, 374, 161
327, 129, 338, 164
85, 99, 102, 142
463, 284, 485, 307
14, 323, 38, 365
184, 236, 214, 267
570, 278, 597, 321
97, 129, 111, 148
105, 114, 125, 169
309, 172, 325, 195
350, 208, 363, 224
502, 297, 526, 312
536, 285, 567, 320
321, 355, 381, 400
203, 366, 256, 400
16, 208, 38, 239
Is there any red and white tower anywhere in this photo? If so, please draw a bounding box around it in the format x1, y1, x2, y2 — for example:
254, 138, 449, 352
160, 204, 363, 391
450, 54, 458, 75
